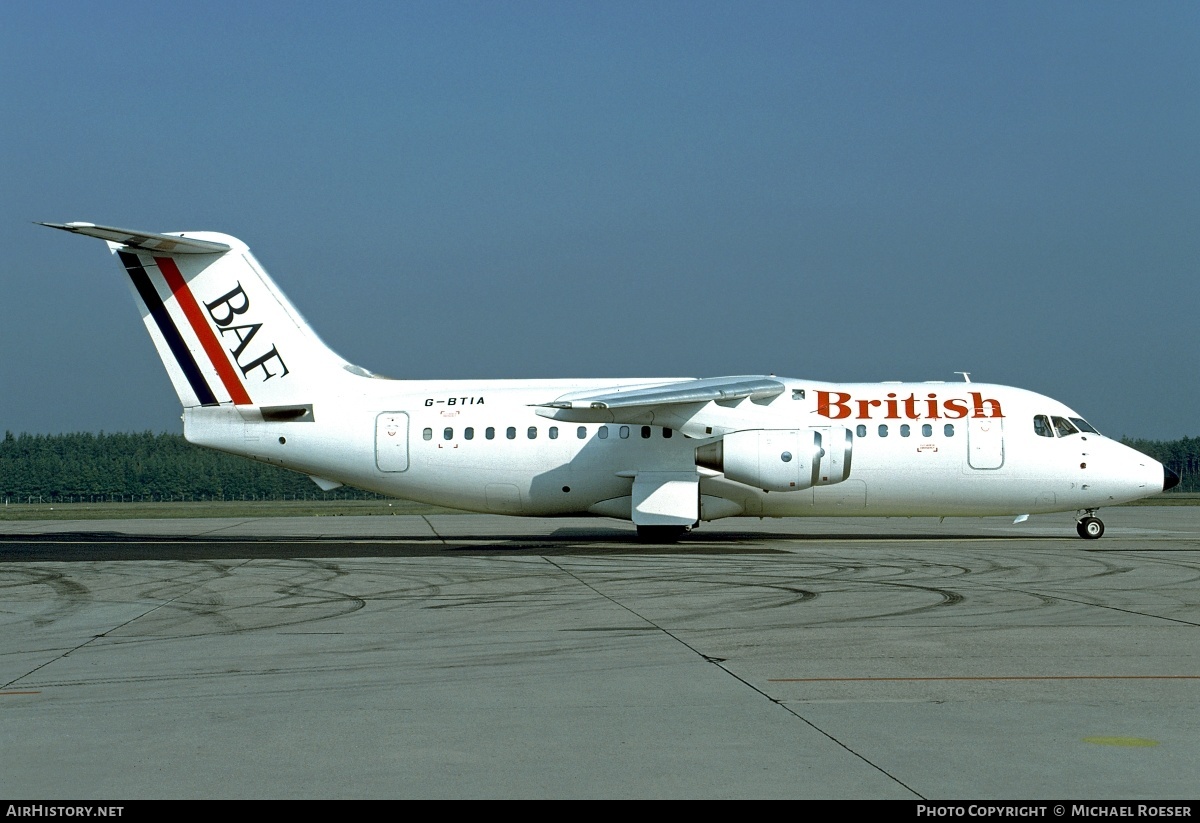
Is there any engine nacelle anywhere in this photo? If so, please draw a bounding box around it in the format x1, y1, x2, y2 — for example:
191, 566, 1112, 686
696, 427, 853, 492
811, 425, 853, 486
696, 429, 819, 492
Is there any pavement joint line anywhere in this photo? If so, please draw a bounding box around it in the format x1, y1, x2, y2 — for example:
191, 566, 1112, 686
420, 514, 449, 545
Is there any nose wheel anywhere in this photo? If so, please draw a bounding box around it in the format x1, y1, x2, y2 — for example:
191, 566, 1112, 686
1076, 513, 1105, 540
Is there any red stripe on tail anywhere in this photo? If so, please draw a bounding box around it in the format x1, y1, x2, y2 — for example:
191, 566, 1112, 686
155, 256, 253, 405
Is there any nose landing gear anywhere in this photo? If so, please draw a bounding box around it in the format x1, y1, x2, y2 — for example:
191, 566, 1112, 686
1076, 512, 1105, 539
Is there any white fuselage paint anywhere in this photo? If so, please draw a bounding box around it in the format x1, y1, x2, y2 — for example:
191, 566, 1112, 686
183, 378, 1162, 521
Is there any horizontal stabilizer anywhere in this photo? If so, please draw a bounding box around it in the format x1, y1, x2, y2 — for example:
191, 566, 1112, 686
38, 222, 231, 254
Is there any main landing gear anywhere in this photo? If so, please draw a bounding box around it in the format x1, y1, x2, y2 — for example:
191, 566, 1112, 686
1076, 511, 1105, 540
636, 525, 691, 544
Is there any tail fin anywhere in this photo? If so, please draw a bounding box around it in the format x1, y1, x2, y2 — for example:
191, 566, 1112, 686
41, 222, 357, 409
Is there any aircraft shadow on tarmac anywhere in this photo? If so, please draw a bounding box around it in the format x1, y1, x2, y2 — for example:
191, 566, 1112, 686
0, 526, 1075, 562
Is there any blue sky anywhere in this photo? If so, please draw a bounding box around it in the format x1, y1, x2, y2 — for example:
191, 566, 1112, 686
2, 1, 1197, 439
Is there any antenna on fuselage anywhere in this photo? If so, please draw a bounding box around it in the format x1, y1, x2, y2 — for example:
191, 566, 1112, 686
955, 372, 971, 383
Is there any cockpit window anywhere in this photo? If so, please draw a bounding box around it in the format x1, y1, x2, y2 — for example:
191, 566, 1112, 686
1033, 415, 1053, 438
1052, 416, 1078, 437
1069, 417, 1099, 434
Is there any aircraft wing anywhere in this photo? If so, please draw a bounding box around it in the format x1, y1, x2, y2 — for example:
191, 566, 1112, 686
537, 375, 785, 411
37, 222, 231, 254
533, 376, 787, 436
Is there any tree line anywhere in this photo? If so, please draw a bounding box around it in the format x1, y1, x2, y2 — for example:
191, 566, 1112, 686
1118, 436, 1200, 493
0, 431, 380, 503
2, 430, 1198, 503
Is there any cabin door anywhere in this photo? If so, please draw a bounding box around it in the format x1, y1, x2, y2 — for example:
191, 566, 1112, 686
375, 412, 410, 472
967, 417, 1004, 469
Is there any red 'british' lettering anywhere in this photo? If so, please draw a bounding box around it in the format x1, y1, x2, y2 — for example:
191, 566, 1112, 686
815, 390, 1002, 420
817, 391, 852, 419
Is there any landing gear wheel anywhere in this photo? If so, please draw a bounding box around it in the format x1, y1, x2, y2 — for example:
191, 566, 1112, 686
1076, 516, 1104, 540
636, 525, 689, 544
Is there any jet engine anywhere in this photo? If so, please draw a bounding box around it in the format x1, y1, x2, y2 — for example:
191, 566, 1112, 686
696, 427, 852, 492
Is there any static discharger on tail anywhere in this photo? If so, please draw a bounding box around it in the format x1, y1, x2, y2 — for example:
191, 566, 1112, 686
41, 221, 1179, 542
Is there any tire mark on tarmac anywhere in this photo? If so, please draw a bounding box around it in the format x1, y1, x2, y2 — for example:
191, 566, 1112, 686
540, 555, 927, 799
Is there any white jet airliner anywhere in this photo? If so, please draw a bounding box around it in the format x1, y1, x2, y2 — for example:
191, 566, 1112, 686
42, 221, 1178, 541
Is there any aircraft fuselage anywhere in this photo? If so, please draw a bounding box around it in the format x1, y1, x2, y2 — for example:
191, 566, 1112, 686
182, 378, 1164, 521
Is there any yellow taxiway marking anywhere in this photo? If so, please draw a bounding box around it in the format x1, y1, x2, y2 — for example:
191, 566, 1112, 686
769, 675, 1200, 682
1082, 737, 1160, 747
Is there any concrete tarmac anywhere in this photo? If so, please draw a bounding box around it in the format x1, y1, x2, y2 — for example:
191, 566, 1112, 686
1, 507, 1198, 799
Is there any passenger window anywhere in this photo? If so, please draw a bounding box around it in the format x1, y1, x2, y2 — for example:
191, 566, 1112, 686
878, 424, 888, 437
549, 427, 558, 440
856, 425, 866, 437
619, 426, 630, 439
900, 424, 910, 437
577, 426, 587, 439
464, 427, 474, 440
527, 426, 537, 439
944, 424, 955, 437
485, 427, 495, 440
443, 427, 453, 441
641, 426, 651, 439
921, 424, 932, 437
1033, 415, 1053, 438
663, 428, 673, 438
1052, 416, 1078, 437
422, 427, 433, 441
506, 427, 516, 440
598, 426, 609, 439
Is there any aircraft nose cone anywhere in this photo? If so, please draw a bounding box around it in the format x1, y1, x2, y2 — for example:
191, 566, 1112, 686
1164, 466, 1181, 492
